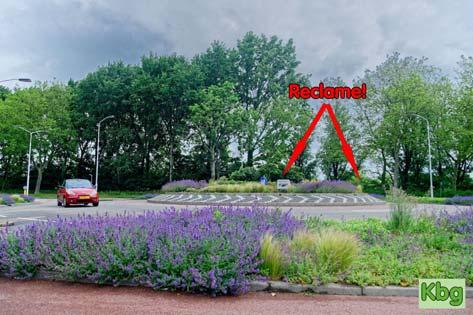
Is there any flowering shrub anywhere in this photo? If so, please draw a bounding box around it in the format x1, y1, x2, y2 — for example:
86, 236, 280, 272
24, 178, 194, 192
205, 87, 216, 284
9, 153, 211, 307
161, 179, 208, 192
19, 194, 35, 202
0, 206, 301, 295
291, 180, 357, 193
445, 196, 473, 205
313, 180, 357, 193
0, 194, 15, 206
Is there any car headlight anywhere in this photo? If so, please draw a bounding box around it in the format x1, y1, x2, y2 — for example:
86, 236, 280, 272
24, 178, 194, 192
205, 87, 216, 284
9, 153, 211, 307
66, 189, 76, 196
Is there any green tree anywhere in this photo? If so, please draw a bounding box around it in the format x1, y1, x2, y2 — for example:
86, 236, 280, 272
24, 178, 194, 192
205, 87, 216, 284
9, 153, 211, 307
356, 53, 445, 192
234, 32, 307, 166
190, 82, 240, 180
318, 78, 361, 180
0, 83, 74, 193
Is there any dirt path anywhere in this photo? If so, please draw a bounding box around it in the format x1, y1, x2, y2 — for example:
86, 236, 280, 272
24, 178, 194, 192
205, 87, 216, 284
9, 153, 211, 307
1, 278, 471, 314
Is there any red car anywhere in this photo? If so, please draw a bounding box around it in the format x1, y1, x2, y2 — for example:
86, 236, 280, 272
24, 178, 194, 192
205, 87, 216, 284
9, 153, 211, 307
57, 179, 99, 207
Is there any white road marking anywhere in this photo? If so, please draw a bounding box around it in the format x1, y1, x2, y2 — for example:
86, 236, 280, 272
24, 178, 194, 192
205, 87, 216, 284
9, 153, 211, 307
0, 214, 6, 218
218, 195, 231, 202
231, 195, 245, 203
180, 194, 195, 202
265, 195, 278, 204
281, 196, 292, 203
297, 195, 309, 203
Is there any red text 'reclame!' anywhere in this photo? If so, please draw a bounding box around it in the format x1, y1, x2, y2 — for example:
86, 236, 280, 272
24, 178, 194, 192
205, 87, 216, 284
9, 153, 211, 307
288, 83, 367, 99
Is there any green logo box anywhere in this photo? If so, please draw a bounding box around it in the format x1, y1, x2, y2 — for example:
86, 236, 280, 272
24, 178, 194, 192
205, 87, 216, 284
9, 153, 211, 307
419, 279, 465, 309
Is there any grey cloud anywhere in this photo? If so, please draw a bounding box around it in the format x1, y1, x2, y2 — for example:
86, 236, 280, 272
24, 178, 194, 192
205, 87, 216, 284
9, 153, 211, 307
0, 0, 472, 86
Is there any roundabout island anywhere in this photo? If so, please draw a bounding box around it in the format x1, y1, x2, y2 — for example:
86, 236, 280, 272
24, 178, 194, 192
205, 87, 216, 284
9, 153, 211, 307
148, 192, 384, 207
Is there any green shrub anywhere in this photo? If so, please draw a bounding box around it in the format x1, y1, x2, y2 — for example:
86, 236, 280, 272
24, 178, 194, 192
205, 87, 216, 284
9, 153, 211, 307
202, 182, 274, 193
314, 229, 359, 275
259, 233, 284, 279
387, 188, 415, 232
229, 167, 259, 181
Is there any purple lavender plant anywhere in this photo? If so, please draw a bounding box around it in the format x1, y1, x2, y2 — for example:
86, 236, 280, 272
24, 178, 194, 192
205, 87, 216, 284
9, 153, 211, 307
161, 180, 208, 192
19, 194, 35, 202
1, 194, 15, 206
436, 207, 473, 243
0, 206, 301, 295
315, 180, 356, 193
294, 182, 319, 193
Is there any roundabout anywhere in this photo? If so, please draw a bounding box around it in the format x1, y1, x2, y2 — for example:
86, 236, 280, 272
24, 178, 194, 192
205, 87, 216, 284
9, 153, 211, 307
147, 193, 384, 207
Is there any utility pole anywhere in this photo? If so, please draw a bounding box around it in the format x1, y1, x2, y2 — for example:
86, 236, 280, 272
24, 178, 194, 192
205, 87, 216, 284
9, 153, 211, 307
14, 126, 47, 195
410, 113, 434, 198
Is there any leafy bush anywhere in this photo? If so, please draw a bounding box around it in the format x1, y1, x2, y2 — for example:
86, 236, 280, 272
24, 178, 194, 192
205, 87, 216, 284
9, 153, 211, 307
0, 206, 301, 295
229, 167, 259, 181
314, 229, 359, 275
387, 188, 415, 232
258, 163, 304, 183
259, 233, 284, 279
161, 179, 207, 192
445, 196, 473, 205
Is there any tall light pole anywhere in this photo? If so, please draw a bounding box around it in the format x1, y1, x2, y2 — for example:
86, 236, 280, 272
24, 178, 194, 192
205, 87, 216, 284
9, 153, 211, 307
95, 115, 114, 191
0, 78, 32, 84
14, 126, 47, 195
409, 113, 434, 198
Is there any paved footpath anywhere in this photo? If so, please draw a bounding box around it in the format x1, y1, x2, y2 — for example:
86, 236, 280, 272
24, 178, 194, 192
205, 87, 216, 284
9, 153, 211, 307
1, 278, 471, 315
149, 193, 384, 206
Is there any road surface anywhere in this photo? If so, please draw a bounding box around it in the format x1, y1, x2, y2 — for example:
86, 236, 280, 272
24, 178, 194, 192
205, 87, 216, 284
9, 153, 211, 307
0, 198, 466, 228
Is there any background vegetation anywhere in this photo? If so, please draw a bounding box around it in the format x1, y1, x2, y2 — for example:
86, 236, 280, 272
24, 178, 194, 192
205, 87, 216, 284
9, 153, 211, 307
0, 32, 472, 196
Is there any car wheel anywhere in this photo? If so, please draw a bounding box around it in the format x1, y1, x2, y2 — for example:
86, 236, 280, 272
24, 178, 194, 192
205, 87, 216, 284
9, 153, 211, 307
93, 202, 99, 207
62, 198, 69, 208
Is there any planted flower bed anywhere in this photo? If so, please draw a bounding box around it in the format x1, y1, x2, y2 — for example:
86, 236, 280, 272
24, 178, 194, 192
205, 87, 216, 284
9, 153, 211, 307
159, 179, 359, 194
0, 194, 35, 206
1, 205, 471, 296
0, 206, 300, 295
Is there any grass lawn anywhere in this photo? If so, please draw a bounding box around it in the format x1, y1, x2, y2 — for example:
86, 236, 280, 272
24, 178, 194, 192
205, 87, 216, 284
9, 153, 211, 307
414, 196, 448, 204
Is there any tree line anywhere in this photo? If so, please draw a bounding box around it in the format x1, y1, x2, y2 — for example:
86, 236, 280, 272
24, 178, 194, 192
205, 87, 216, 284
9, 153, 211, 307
0, 32, 472, 195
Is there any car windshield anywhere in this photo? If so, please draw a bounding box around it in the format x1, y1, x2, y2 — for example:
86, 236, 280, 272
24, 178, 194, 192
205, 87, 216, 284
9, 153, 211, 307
65, 179, 93, 189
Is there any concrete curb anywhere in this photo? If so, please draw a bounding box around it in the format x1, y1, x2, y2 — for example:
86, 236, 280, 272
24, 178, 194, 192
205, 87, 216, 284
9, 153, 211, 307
252, 281, 473, 297
1, 272, 471, 297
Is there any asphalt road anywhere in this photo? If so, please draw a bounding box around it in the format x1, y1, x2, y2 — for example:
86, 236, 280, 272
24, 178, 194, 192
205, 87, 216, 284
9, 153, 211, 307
0, 198, 467, 228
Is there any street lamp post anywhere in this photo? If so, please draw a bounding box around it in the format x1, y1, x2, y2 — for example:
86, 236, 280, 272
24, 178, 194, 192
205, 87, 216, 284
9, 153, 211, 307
0, 78, 32, 84
14, 126, 47, 195
409, 113, 434, 198
95, 115, 115, 191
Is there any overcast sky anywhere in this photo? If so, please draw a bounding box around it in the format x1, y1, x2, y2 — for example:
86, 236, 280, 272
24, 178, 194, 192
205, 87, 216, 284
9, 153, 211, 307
1, 0, 472, 88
